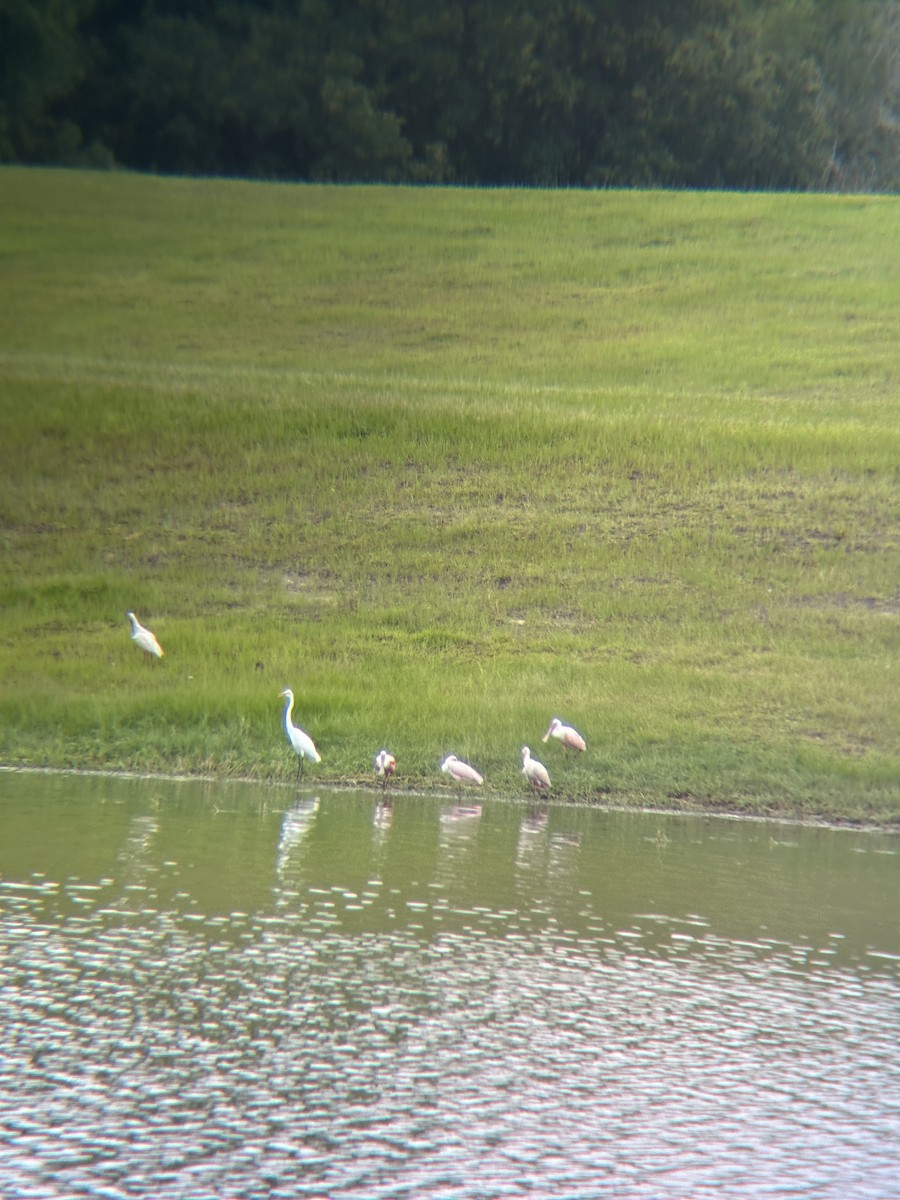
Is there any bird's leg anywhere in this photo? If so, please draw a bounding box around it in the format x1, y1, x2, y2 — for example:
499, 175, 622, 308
296, 756, 304, 781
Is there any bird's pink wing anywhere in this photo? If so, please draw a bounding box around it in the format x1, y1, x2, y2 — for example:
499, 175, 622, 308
454, 762, 483, 784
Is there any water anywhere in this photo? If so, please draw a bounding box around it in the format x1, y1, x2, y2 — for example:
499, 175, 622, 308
1, 770, 898, 1199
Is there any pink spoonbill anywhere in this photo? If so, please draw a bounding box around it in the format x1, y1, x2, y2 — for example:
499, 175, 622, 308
542, 717, 586, 753
440, 754, 483, 791
374, 749, 396, 790
127, 611, 164, 660
521, 746, 551, 795
280, 688, 321, 780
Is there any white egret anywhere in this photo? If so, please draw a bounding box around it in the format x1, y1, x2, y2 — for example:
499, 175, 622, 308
280, 688, 321, 780
127, 611, 163, 660
521, 746, 551, 794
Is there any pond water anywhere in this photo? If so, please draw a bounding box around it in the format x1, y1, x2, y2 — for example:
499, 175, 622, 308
0, 770, 898, 1199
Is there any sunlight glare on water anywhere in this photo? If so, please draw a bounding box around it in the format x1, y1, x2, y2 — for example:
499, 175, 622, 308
0, 771, 898, 1198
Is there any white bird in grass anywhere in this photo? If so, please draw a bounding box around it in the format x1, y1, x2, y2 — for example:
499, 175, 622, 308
374, 749, 396, 790
127, 611, 163, 660
521, 746, 551, 795
280, 688, 321, 780
542, 717, 586, 753
440, 754, 483, 791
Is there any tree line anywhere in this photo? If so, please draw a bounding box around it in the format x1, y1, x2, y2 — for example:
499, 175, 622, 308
2, 0, 898, 191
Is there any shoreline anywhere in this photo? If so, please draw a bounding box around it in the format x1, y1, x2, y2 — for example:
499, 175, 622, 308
3, 763, 896, 834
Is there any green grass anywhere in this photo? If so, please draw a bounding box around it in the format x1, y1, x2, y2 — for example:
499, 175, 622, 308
0, 168, 898, 822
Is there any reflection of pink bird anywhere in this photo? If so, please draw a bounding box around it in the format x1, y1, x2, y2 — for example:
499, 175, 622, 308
542, 717, 586, 753
374, 749, 396, 790
440, 754, 483, 788
521, 746, 551, 794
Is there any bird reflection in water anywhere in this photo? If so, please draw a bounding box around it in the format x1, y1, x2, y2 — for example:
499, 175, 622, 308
373, 796, 393, 835
521, 806, 549, 835
516, 806, 548, 876
440, 803, 483, 824
435, 802, 482, 883
276, 796, 319, 879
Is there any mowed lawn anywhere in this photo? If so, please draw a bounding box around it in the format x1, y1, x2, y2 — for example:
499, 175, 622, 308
0, 168, 897, 821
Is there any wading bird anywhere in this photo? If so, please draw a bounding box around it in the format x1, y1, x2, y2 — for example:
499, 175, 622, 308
542, 717, 586, 753
374, 749, 396, 790
127, 611, 164, 660
440, 754, 483, 791
280, 688, 321, 780
521, 746, 551, 795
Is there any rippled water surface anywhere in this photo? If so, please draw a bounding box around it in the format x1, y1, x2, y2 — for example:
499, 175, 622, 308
1, 771, 898, 1198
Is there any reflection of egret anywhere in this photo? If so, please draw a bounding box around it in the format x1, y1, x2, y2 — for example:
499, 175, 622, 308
374, 749, 396, 791
127, 611, 163, 660
542, 717, 585, 752
521, 746, 551, 794
279, 688, 321, 779
440, 754, 483, 794
276, 796, 320, 878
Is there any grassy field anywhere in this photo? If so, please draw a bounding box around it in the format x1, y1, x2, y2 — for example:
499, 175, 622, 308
0, 167, 897, 822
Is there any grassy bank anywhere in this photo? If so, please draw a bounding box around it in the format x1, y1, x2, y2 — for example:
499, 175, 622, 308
0, 168, 897, 822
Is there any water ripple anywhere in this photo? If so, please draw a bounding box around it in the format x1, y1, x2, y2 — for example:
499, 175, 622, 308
1, 779, 898, 1198
2, 903, 897, 1199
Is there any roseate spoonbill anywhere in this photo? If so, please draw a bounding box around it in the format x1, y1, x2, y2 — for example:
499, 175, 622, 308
280, 688, 321, 779
521, 746, 551, 794
440, 754, 483, 790
127, 611, 163, 660
374, 749, 396, 790
542, 717, 586, 753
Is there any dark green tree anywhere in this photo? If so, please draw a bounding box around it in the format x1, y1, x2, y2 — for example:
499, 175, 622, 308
0, 0, 108, 162
1, 0, 897, 190
759, 0, 899, 191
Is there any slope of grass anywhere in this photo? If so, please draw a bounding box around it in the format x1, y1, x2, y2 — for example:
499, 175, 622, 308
0, 168, 897, 822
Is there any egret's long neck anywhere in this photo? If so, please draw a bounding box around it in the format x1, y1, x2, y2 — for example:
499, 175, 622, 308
284, 695, 294, 729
